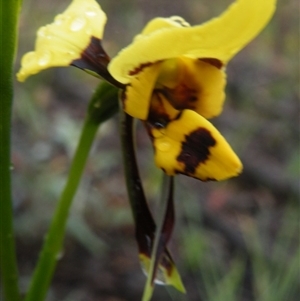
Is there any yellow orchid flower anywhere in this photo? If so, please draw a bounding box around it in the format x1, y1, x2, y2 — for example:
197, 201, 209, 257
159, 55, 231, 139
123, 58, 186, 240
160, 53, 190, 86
108, 0, 275, 180
16, 0, 276, 297
17, 0, 276, 182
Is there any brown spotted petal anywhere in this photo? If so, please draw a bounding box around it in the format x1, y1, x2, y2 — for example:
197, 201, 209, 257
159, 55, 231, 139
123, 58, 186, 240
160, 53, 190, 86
148, 109, 242, 181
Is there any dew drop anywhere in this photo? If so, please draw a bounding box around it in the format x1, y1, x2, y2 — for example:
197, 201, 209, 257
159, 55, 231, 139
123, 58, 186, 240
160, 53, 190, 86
22, 52, 36, 65
67, 50, 76, 56
55, 251, 64, 260
37, 24, 52, 40
85, 9, 97, 17
54, 14, 64, 26
70, 17, 86, 32
38, 50, 52, 66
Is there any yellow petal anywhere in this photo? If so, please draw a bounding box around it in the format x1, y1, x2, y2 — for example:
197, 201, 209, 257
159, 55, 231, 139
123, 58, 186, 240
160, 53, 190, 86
109, 0, 276, 84
150, 110, 242, 181
17, 0, 106, 82
141, 16, 190, 35
157, 57, 226, 119
122, 62, 161, 120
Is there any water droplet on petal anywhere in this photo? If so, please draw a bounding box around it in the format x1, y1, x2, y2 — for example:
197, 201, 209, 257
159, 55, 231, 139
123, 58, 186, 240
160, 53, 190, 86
54, 14, 64, 26
85, 9, 97, 17
22, 52, 36, 65
38, 50, 52, 66
67, 50, 76, 56
70, 17, 86, 32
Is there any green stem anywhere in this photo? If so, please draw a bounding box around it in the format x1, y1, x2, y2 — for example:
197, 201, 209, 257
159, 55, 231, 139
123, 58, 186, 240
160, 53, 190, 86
24, 115, 98, 301
0, 0, 23, 300
24, 81, 119, 301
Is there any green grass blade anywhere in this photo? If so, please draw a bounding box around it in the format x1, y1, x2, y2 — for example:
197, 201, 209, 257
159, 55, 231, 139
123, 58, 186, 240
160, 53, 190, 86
0, 0, 23, 300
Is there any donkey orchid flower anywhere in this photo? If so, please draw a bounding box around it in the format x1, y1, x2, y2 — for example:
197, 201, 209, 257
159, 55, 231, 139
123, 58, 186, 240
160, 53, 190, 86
16, 0, 276, 296
108, 0, 276, 181
17, 0, 275, 182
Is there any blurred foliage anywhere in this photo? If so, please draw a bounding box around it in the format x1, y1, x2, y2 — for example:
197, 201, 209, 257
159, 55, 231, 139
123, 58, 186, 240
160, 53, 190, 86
13, 0, 299, 300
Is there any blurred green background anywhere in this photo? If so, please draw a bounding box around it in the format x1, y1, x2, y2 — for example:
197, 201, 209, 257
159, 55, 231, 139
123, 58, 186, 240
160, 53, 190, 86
12, 0, 299, 300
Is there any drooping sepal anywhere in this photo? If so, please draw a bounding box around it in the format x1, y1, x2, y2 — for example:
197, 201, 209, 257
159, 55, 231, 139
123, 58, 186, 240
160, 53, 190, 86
141, 176, 185, 301
119, 110, 185, 300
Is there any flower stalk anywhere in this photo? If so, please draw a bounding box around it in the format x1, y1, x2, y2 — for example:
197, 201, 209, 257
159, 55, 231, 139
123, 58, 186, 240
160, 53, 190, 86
24, 82, 119, 301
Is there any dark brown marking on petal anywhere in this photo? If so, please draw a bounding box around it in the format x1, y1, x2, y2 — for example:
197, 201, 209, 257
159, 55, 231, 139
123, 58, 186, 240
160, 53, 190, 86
147, 111, 170, 129
159, 83, 198, 111
160, 252, 174, 276
200, 58, 223, 69
174, 169, 181, 175
146, 92, 175, 129
203, 177, 217, 182
71, 36, 109, 72
129, 62, 153, 76
71, 36, 124, 88
174, 111, 183, 121
177, 127, 216, 174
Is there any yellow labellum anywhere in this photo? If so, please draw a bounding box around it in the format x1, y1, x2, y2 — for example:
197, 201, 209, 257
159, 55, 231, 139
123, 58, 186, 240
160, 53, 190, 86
151, 110, 242, 181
